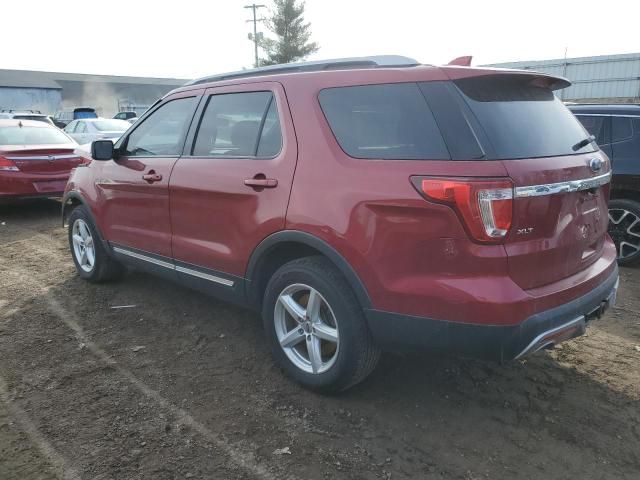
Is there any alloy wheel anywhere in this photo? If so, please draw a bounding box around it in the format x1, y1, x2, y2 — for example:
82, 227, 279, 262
609, 208, 640, 260
71, 219, 96, 273
274, 283, 340, 374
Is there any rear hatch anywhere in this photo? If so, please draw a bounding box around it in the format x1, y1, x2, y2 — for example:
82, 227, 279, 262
450, 72, 610, 289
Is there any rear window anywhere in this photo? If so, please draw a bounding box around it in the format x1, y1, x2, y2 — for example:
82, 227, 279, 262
454, 75, 596, 159
0, 126, 72, 145
319, 83, 449, 160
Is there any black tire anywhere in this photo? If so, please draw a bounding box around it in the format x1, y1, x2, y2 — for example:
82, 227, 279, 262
262, 256, 381, 393
608, 199, 640, 267
67, 205, 124, 282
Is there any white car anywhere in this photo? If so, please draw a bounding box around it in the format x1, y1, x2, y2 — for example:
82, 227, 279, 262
64, 118, 130, 144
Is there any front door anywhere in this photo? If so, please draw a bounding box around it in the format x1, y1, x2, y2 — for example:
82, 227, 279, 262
98, 92, 201, 259
169, 82, 297, 292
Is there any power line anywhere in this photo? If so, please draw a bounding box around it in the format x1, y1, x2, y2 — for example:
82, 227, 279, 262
244, 4, 267, 68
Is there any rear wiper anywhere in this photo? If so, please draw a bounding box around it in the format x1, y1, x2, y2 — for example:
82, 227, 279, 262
572, 135, 596, 152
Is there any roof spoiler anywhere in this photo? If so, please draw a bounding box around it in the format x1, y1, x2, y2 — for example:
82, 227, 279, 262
448, 56, 473, 66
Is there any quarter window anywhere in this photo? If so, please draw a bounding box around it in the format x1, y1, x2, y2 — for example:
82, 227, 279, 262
318, 83, 450, 160
192, 91, 281, 158
124, 97, 197, 157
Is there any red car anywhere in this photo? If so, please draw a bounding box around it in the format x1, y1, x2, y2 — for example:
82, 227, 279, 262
0, 119, 83, 200
63, 56, 619, 392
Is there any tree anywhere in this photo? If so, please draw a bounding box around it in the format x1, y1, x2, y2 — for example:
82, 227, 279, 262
260, 0, 319, 66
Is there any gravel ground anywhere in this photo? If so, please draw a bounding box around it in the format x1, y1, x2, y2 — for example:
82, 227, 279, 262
1, 199, 639, 480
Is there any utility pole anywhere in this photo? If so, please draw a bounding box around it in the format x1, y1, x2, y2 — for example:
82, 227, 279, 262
245, 4, 266, 68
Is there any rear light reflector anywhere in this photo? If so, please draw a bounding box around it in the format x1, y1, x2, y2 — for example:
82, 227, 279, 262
412, 177, 514, 243
0, 156, 19, 172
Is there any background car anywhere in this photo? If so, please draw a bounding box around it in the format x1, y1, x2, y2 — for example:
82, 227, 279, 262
113, 111, 137, 121
63, 118, 130, 144
0, 119, 84, 200
569, 104, 640, 265
52, 107, 98, 128
0, 110, 55, 126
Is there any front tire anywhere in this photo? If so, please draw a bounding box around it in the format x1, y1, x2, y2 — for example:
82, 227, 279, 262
608, 199, 640, 266
68, 206, 123, 282
263, 256, 380, 393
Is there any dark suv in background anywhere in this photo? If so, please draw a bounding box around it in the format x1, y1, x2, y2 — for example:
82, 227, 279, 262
570, 104, 640, 265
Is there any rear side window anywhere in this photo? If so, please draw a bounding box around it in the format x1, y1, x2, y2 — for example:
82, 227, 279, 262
192, 91, 281, 158
612, 117, 633, 142
455, 75, 596, 159
576, 115, 610, 145
319, 83, 450, 160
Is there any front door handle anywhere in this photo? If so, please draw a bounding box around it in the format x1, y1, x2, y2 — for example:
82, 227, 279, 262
244, 177, 278, 188
142, 171, 162, 183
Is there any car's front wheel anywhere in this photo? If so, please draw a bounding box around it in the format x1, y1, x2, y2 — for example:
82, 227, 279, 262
68, 206, 123, 282
608, 199, 640, 266
263, 256, 380, 392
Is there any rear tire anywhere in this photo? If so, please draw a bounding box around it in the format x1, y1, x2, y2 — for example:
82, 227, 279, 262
68, 206, 124, 282
262, 256, 380, 393
608, 199, 640, 266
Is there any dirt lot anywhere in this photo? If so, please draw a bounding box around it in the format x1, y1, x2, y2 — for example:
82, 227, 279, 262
0, 199, 639, 480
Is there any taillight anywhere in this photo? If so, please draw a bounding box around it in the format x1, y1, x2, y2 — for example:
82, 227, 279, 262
0, 156, 19, 172
412, 177, 514, 243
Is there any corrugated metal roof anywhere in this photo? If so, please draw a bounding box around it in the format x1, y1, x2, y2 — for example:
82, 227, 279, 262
484, 53, 640, 100
0, 69, 187, 90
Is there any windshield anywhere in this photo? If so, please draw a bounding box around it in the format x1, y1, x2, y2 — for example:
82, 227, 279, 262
92, 119, 130, 132
454, 75, 596, 159
0, 126, 73, 145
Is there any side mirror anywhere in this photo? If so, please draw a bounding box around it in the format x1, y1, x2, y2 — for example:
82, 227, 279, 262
91, 140, 114, 161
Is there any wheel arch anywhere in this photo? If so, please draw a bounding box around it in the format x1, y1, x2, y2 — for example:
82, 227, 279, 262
61, 191, 110, 252
245, 231, 372, 310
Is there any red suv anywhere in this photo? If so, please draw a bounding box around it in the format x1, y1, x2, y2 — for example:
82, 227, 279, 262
63, 56, 619, 392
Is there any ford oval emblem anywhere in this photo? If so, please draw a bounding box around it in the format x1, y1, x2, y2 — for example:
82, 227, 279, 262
589, 157, 603, 173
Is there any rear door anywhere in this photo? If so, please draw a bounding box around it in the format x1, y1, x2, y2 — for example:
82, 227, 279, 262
97, 91, 201, 259
169, 82, 297, 289
451, 74, 611, 290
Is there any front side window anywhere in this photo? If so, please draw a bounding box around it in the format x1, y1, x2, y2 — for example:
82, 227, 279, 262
76, 122, 87, 134
124, 97, 197, 157
192, 91, 281, 158
318, 83, 450, 160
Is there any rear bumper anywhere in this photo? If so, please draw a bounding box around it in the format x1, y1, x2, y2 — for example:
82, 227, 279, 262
365, 265, 619, 361
0, 172, 69, 198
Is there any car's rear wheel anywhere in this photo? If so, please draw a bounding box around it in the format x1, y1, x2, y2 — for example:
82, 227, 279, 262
608, 199, 640, 266
68, 206, 124, 282
263, 256, 380, 392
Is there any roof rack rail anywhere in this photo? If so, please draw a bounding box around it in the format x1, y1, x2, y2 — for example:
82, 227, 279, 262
186, 55, 421, 86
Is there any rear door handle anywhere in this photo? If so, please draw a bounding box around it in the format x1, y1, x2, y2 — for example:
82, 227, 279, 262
244, 177, 278, 188
142, 172, 162, 183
